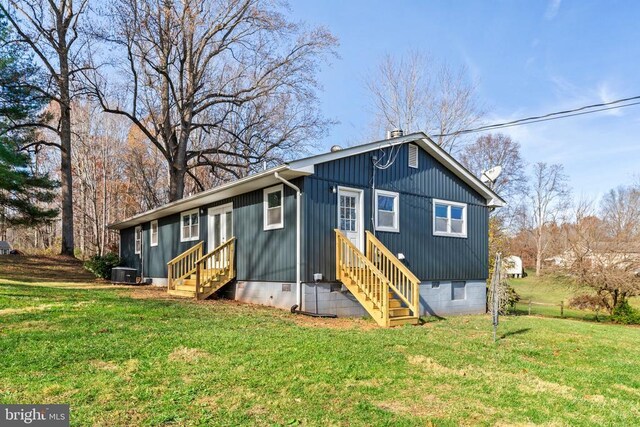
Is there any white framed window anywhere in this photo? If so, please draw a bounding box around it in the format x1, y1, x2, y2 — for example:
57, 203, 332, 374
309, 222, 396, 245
375, 189, 399, 232
263, 184, 284, 230
134, 226, 142, 254
150, 220, 158, 247
452, 281, 466, 300
433, 199, 467, 238
408, 144, 419, 168
180, 209, 200, 242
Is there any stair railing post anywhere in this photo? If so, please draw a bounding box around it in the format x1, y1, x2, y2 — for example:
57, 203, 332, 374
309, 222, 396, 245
195, 260, 201, 299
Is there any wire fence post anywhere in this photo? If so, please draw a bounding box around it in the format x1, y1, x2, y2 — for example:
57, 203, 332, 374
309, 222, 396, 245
491, 253, 501, 342
560, 300, 564, 318
528, 300, 532, 316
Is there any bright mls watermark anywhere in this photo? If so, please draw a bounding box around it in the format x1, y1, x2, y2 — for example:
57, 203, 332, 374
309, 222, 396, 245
1, 405, 69, 426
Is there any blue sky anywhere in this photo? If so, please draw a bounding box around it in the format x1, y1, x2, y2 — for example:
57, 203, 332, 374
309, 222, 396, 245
288, 0, 640, 200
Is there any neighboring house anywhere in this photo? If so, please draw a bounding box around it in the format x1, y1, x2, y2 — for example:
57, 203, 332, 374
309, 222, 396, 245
504, 255, 524, 278
109, 131, 505, 326
0, 241, 12, 255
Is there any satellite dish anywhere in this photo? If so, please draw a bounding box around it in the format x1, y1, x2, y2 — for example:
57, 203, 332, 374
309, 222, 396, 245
481, 165, 503, 184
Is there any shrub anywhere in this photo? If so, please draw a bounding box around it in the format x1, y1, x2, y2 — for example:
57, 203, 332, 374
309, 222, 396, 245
610, 300, 640, 325
84, 253, 121, 279
569, 294, 609, 311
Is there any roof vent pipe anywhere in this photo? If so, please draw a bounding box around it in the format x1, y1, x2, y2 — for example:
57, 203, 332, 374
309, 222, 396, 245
390, 128, 404, 138
330, 145, 342, 152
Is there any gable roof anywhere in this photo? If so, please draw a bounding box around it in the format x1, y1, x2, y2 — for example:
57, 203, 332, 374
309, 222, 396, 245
109, 131, 505, 230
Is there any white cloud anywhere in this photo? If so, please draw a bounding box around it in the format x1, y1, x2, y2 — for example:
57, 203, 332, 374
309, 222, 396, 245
545, 0, 561, 20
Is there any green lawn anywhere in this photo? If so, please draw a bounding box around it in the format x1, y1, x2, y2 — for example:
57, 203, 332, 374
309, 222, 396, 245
508, 270, 639, 320
1, 259, 640, 426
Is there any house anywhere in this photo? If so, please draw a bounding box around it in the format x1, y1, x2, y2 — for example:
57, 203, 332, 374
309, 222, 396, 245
504, 255, 524, 278
0, 241, 12, 255
108, 131, 505, 326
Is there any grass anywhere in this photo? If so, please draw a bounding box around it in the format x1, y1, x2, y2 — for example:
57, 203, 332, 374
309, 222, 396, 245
1, 257, 640, 425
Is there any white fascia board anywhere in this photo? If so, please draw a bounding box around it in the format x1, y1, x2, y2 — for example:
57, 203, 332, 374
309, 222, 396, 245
414, 137, 507, 208
286, 132, 426, 170
109, 165, 311, 230
287, 131, 506, 208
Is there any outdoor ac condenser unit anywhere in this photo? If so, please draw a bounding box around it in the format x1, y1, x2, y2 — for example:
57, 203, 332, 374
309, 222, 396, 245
111, 267, 138, 284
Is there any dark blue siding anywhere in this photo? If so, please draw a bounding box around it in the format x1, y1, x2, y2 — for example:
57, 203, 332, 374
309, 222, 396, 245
303, 143, 489, 282
119, 182, 300, 282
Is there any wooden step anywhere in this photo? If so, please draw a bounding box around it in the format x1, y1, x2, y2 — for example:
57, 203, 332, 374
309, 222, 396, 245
389, 307, 411, 317
388, 316, 419, 327
175, 284, 196, 292
389, 299, 401, 308
167, 288, 196, 298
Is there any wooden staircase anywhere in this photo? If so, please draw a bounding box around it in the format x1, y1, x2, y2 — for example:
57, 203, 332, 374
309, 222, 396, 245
335, 230, 420, 327
167, 238, 236, 300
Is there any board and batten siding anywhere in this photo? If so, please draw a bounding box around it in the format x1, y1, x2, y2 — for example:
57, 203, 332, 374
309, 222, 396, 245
303, 143, 489, 282
119, 182, 300, 282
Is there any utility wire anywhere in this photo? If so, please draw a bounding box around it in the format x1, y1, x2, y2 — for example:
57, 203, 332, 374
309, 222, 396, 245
434, 95, 640, 137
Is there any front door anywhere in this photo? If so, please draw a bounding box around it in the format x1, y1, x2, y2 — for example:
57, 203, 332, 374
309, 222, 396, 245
337, 187, 363, 252
208, 204, 233, 268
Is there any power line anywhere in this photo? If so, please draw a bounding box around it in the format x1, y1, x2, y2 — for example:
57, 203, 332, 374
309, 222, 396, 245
434, 95, 640, 137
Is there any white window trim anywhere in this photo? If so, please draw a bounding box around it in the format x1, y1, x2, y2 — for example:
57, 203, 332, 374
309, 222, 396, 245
180, 208, 200, 242
263, 184, 284, 231
134, 226, 142, 255
374, 189, 400, 233
432, 198, 468, 238
150, 220, 158, 247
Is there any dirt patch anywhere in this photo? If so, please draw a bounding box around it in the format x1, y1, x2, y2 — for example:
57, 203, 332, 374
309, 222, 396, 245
168, 346, 211, 362
0, 303, 62, 316
122, 286, 183, 300
613, 384, 640, 396
290, 314, 379, 330
91, 360, 120, 372
516, 376, 574, 396
376, 396, 446, 418
0, 255, 95, 283
408, 355, 467, 376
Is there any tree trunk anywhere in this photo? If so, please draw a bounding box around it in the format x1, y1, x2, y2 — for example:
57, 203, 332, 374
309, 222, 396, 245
58, 50, 74, 256
168, 165, 186, 202
535, 231, 543, 277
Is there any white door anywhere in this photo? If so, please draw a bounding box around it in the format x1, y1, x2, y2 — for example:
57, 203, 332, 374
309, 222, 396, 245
208, 204, 233, 268
338, 188, 363, 251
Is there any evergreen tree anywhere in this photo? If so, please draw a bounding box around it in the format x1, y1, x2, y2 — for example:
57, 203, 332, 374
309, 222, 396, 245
0, 15, 58, 227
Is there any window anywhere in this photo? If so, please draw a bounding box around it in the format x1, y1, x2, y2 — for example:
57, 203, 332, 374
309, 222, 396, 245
181, 209, 199, 242
375, 190, 399, 232
134, 226, 142, 254
408, 144, 418, 168
452, 281, 466, 300
263, 184, 284, 230
433, 199, 467, 238
150, 220, 158, 247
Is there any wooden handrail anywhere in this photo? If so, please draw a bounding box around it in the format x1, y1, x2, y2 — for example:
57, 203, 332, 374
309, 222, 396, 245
335, 230, 390, 320
167, 241, 203, 264
167, 241, 203, 290
365, 231, 420, 318
195, 238, 235, 299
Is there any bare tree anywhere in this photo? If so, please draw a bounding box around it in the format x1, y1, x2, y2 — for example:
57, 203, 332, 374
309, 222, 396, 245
600, 185, 640, 241
365, 51, 483, 153
526, 162, 571, 276
0, 0, 89, 255
460, 133, 527, 204
564, 198, 640, 314
88, 0, 336, 202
